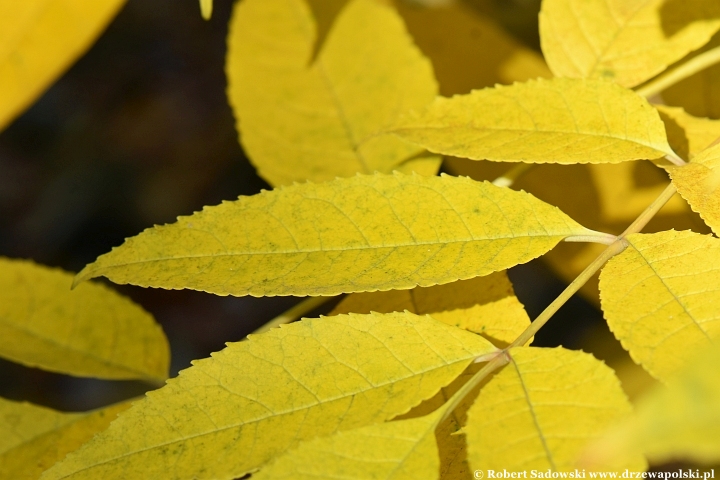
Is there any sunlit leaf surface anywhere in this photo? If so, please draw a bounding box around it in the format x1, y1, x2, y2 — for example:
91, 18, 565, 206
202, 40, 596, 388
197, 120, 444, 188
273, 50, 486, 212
600, 230, 720, 381
42, 312, 496, 480
0, 258, 169, 381
391, 78, 673, 164
75, 173, 597, 296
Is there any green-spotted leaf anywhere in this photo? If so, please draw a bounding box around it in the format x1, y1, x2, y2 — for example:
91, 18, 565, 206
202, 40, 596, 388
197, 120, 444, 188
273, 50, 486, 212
41, 311, 496, 480
226, 0, 439, 186
74, 173, 600, 296
390, 78, 673, 164
465, 346, 645, 471
0, 258, 169, 382
600, 230, 720, 382
254, 409, 444, 480
539, 0, 720, 88
0, 398, 131, 480
667, 143, 720, 235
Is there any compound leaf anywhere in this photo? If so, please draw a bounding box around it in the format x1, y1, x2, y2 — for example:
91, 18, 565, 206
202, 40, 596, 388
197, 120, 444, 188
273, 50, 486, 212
667, 143, 720, 235
583, 344, 720, 467
539, 0, 720, 88
41, 311, 496, 480
0, 398, 131, 480
331, 272, 530, 347
465, 346, 645, 471
226, 0, 439, 186
443, 159, 701, 304
599, 230, 720, 382
390, 78, 673, 164
0, 258, 169, 382
75, 173, 598, 297
254, 409, 444, 480
0, 0, 126, 132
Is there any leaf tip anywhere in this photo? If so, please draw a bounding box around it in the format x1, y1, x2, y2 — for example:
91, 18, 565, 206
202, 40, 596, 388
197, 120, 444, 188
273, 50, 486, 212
200, 0, 212, 20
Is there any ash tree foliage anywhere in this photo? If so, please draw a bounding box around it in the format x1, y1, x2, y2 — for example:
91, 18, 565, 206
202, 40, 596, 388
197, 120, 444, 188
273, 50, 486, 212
3, 0, 720, 478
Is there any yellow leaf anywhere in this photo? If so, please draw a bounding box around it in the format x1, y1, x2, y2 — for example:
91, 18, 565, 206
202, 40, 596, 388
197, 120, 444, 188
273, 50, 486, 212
539, 0, 720, 88
41, 311, 497, 480
75, 173, 599, 296
226, 0, 439, 186
662, 34, 720, 120
582, 344, 720, 467
0, 0, 126, 132
393, 1, 551, 96
331, 272, 530, 347
199, 0, 212, 19
667, 143, 720, 235
254, 409, 445, 480
431, 309, 527, 350
655, 105, 720, 160
587, 164, 688, 224
434, 389, 475, 480
465, 346, 645, 471
390, 78, 673, 164
575, 322, 660, 402
0, 258, 169, 382
395, 362, 493, 480
532, 163, 703, 305
599, 230, 720, 382
443, 159, 704, 304
0, 398, 131, 480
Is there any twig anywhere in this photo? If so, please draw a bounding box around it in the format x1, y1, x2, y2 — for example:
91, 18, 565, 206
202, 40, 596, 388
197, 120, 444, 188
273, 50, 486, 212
492, 163, 535, 188
250, 296, 335, 335
635, 44, 720, 98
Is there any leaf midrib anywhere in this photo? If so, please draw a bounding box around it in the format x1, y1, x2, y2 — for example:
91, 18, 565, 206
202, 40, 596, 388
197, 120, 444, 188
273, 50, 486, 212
0, 319, 162, 382
585, 0, 653, 76
0, 410, 80, 456
512, 357, 557, 470
631, 243, 713, 342
392, 125, 668, 155
91, 232, 580, 269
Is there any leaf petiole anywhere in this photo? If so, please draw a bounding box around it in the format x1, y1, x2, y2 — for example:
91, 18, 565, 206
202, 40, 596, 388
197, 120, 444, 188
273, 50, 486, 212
436, 182, 680, 419
508, 181, 678, 349
564, 232, 617, 245
664, 153, 687, 167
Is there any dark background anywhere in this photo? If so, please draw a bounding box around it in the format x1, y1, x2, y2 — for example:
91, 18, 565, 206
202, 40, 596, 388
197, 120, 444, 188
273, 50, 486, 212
0, 0, 601, 412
